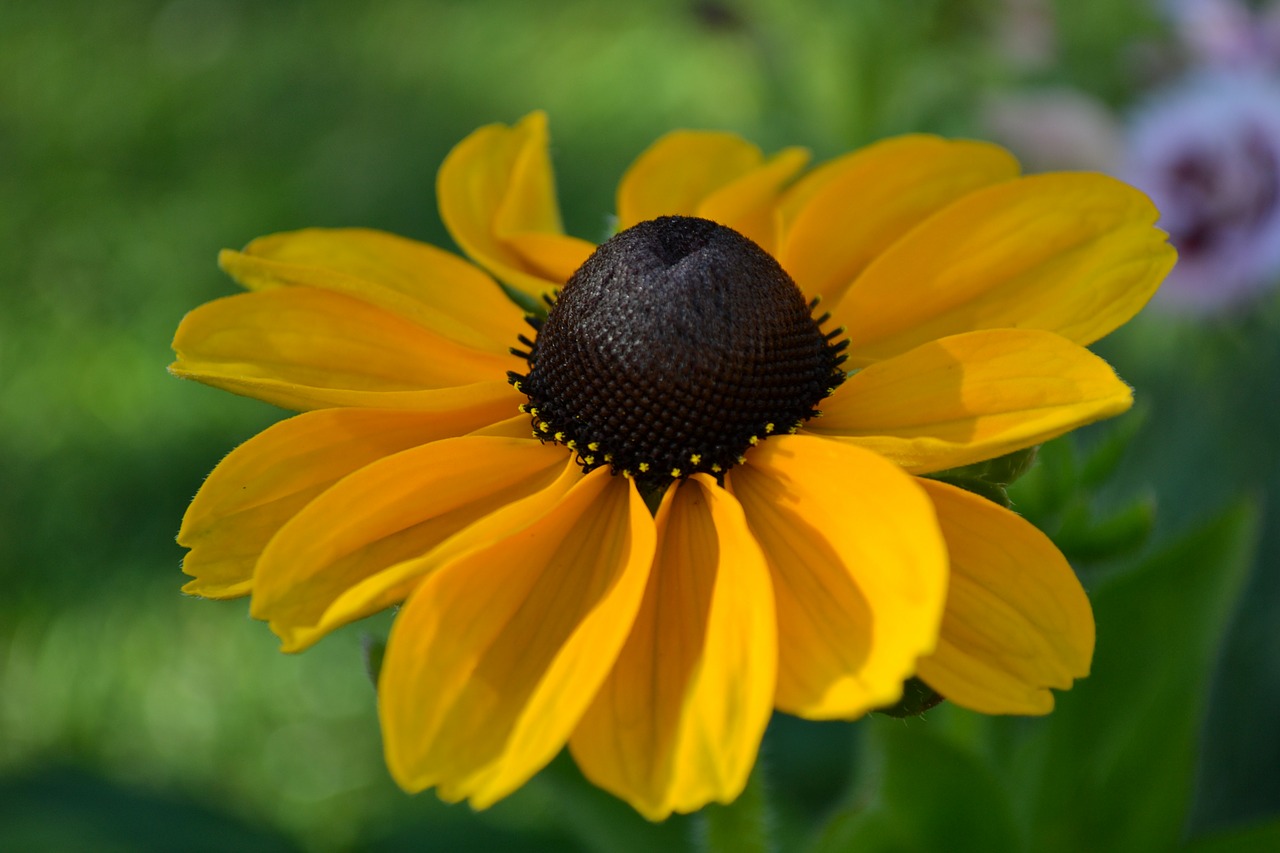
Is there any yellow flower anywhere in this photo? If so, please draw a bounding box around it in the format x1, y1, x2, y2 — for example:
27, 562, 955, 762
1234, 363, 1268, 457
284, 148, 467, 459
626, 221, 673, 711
171, 112, 1174, 820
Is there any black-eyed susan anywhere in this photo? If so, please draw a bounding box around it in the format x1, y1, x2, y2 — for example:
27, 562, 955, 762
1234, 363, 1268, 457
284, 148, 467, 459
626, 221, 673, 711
172, 112, 1174, 820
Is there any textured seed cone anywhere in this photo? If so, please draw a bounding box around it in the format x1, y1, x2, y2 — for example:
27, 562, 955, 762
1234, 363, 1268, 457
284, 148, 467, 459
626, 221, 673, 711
514, 216, 845, 486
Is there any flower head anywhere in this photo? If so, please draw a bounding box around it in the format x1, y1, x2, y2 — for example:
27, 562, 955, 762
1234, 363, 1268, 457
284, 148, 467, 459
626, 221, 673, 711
1166, 0, 1280, 72
511, 215, 846, 487
172, 113, 1173, 819
1125, 71, 1280, 312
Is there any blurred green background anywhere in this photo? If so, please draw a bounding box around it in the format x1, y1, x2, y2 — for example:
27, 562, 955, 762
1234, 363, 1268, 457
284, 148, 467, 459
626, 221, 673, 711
3, 1, 1279, 850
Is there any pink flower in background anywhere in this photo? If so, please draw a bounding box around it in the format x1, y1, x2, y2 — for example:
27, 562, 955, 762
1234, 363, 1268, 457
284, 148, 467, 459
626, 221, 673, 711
1124, 71, 1280, 312
1168, 0, 1280, 71
983, 88, 1123, 173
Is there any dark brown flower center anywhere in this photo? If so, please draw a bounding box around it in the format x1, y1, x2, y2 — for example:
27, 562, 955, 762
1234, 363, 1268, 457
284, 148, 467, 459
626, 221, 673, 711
508, 215, 847, 489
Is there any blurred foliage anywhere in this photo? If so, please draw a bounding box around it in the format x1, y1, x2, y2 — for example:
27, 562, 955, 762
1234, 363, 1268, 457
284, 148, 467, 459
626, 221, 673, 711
1010, 415, 1156, 569
2, 0, 1279, 851
814, 502, 1262, 853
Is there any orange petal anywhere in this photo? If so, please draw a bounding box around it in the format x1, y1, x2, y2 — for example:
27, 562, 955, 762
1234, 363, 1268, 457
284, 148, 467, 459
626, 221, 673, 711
570, 475, 776, 821
915, 478, 1094, 714
727, 436, 947, 718
834, 172, 1177, 365
218, 227, 524, 353
438, 111, 594, 298
179, 403, 516, 599
777, 135, 1020, 306
250, 437, 571, 651
616, 130, 767, 229
170, 286, 522, 411
380, 468, 655, 808
807, 329, 1133, 474
695, 147, 810, 255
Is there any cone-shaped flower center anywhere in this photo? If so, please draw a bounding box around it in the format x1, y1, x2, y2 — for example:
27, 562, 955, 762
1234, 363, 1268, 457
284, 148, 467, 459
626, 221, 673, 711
510, 216, 847, 487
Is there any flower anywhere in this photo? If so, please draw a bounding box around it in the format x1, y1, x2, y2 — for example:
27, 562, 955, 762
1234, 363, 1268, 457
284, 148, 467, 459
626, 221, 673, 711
1166, 0, 1280, 73
171, 113, 1174, 819
982, 87, 1123, 173
1124, 71, 1280, 313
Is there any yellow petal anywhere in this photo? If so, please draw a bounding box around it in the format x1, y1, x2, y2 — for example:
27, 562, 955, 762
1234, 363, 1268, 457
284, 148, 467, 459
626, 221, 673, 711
179, 403, 516, 599
915, 478, 1094, 714
218, 227, 524, 353
570, 475, 776, 821
380, 468, 656, 808
291, 455, 585, 653
170, 286, 522, 411
501, 230, 597, 286
695, 147, 810, 255
438, 111, 594, 298
727, 436, 947, 719
834, 172, 1177, 365
616, 130, 766, 230
250, 437, 571, 651
807, 329, 1133, 474
777, 135, 1020, 306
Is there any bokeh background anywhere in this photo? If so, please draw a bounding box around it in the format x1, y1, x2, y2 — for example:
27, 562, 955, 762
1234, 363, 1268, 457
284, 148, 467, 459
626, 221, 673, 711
3, 0, 1280, 850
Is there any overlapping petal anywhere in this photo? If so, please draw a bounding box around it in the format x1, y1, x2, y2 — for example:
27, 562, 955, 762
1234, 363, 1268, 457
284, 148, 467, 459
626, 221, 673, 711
915, 479, 1095, 714
617, 131, 766, 228
250, 436, 572, 651
380, 468, 655, 808
727, 436, 947, 719
570, 475, 776, 820
807, 328, 1133, 474
438, 111, 594, 298
833, 172, 1177, 365
776, 135, 1020, 306
170, 285, 522, 411
218, 227, 525, 353
179, 403, 516, 599
616, 130, 810, 254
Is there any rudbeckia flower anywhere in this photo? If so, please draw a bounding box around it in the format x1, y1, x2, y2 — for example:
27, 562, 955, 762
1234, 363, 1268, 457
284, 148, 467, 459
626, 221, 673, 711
171, 112, 1174, 820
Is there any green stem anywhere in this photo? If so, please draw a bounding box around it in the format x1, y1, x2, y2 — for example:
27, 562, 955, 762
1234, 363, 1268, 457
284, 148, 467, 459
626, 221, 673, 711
696, 761, 773, 853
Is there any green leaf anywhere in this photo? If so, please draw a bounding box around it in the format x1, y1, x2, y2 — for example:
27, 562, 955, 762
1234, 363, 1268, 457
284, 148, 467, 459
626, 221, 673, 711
1007, 437, 1078, 522
1181, 819, 1280, 853
1078, 408, 1146, 489
360, 632, 386, 687
930, 446, 1040, 488
809, 719, 1020, 853
922, 446, 1043, 509
696, 762, 774, 853
534, 752, 691, 853
872, 677, 944, 719
1053, 495, 1155, 563
1019, 502, 1258, 853
926, 474, 1010, 508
